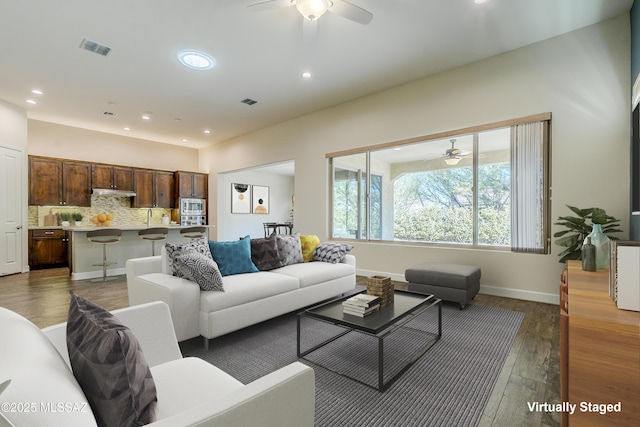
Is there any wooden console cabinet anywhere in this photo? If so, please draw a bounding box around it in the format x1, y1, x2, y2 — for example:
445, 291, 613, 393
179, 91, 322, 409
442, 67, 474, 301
561, 261, 640, 426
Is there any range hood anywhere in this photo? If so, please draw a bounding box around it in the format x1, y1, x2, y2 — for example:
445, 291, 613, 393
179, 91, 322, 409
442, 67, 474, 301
92, 188, 137, 197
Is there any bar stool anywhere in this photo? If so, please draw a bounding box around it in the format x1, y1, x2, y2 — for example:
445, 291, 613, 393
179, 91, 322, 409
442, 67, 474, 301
86, 228, 122, 282
138, 227, 169, 256
180, 226, 206, 239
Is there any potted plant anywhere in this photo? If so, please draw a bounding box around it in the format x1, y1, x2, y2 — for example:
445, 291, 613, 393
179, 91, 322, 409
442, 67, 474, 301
554, 205, 622, 263
71, 212, 83, 226
59, 212, 72, 227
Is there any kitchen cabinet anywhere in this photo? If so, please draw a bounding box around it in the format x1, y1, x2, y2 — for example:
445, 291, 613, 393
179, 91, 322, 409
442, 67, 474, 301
28, 229, 68, 269
29, 156, 91, 206
29, 157, 62, 206
175, 171, 208, 199
133, 169, 174, 208
92, 164, 134, 191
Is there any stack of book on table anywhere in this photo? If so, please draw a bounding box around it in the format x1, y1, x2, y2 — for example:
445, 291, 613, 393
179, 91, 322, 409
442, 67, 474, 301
342, 293, 381, 317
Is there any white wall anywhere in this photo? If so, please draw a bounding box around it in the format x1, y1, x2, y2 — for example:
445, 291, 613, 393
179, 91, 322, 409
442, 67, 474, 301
216, 169, 294, 241
28, 120, 200, 172
203, 15, 631, 303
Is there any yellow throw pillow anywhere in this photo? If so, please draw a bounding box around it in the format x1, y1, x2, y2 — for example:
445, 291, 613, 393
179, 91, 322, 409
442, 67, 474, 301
300, 235, 321, 262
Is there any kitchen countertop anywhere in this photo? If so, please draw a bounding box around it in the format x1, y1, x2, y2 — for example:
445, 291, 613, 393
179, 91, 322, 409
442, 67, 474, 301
29, 225, 208, 231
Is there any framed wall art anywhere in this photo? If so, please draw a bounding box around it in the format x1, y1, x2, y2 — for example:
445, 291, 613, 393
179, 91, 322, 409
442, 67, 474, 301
231, 183, 250, 213
252, 185, 269, 214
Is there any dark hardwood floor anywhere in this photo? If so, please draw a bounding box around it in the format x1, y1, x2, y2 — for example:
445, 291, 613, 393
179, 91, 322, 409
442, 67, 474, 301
0, 268, 560, 427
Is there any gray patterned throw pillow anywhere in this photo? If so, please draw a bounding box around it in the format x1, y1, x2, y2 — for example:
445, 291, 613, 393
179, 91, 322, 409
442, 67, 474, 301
165, 237, 212, 277
173, 251, 224, 291
313, 241, 353, 263
66, 292, 157, 427
276, 233, 303, 266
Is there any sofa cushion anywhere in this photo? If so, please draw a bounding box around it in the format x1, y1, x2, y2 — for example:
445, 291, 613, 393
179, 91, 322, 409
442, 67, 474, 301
200, 272, 300, 312
66, 293, 157, 427
276, 233, 303, 266
313, 242, 354, 264
0, 307, 97, 427
272, 261, 355, 288
165, 237, 213, 276
249, 234, 283, 271
151, 357, 243, 421
209, 236, 259, 276
300, 235, 321, 262
174, 250, 224, 292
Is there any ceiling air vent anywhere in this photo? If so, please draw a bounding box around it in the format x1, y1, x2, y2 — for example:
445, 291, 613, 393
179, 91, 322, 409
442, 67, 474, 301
102, 111, 117, 117
241, 98, 258, 106
80, 38, 112, 56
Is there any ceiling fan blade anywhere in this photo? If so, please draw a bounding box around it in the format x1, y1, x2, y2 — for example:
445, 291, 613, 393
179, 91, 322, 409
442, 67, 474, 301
247, 0, 295, 12
329, 0, 373, 25
303, 18, 318, 43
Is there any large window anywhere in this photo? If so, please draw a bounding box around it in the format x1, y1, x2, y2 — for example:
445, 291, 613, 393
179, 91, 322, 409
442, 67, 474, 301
329, 114, 550, 253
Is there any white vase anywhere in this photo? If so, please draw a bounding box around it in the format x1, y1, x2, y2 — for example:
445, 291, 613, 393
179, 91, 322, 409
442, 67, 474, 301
61, 221, 70, 227
75, 221, 82, 226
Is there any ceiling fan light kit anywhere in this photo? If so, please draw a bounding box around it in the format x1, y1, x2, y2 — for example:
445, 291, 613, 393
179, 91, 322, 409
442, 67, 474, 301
296, 0, 330, 21
445, 156, 461, 166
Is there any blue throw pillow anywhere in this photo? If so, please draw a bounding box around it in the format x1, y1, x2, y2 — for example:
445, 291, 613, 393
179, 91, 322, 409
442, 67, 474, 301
208, 236, 259, 276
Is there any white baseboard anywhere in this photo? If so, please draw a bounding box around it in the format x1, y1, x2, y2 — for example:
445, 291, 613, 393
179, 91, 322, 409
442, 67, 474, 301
356, 268, 559, 305
71, 267, 126, 281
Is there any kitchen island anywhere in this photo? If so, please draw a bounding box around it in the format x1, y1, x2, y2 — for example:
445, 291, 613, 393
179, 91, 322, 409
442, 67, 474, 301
65, 225, 209, 280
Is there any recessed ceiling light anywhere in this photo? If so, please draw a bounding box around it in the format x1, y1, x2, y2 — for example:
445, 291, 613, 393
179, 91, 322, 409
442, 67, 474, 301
181, 139, 188, 142
204, 129, 211, 134
474, 0, 488, 4
31, 89, 43, 95
141, 113, 151, 120
302, 71, 312, 79
123, 127, 131, 131
177, 50, 216, 70
26, 99, 36, 105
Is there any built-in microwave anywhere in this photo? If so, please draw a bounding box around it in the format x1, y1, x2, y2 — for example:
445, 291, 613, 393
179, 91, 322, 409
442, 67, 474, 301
180, 198, 206, 216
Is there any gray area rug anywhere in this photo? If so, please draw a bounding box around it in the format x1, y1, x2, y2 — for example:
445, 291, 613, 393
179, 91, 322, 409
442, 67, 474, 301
182, 302, 524, 427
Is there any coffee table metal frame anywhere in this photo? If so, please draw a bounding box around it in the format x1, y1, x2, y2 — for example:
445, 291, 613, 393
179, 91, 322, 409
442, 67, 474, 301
297, 289, 442, 392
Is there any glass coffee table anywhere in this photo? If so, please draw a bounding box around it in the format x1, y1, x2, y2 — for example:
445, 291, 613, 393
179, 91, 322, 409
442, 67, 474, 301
297, 289, 442, 391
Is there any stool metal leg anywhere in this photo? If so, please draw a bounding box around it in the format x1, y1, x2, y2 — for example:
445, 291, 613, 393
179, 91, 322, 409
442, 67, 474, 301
91, 243, 118, 282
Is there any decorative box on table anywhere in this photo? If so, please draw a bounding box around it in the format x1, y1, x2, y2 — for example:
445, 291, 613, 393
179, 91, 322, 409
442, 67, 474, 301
367, 275, 394, 308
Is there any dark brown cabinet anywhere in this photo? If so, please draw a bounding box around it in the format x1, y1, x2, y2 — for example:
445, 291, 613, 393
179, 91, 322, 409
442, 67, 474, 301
62, 161, 92, 206
175, 171, 208, 199
29, 156, 91, 206
133, 169, 174, 208
92, 164, 134, 191
28, 229, 68, 269
29, 157, 62, 206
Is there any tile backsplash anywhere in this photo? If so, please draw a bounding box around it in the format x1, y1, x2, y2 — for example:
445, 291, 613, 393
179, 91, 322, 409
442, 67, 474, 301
29, 195, 171, 227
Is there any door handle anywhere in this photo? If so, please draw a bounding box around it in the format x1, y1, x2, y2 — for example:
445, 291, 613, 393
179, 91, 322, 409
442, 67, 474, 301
16, 226, 22, 230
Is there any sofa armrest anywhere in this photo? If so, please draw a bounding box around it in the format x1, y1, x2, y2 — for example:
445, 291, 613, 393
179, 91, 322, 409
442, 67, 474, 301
149, 362, 314, 427
42, 301, 183, 369
127, 258, 201, 342
341, 254, 356, 268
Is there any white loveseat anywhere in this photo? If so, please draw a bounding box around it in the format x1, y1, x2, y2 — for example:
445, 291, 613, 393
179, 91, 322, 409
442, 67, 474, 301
126, 253, 356, 348
0, 301, 314, 427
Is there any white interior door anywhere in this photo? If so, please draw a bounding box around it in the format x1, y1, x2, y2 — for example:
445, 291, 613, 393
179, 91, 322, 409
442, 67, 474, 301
0, 145, 23, 276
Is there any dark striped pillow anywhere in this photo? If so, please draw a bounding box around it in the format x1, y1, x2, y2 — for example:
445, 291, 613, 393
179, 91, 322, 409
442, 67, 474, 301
66, 292, 157, 427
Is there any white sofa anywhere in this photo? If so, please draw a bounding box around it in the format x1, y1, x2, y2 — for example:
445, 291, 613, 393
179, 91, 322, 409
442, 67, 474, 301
0, 301, 314, 427
126, 254, 356, 348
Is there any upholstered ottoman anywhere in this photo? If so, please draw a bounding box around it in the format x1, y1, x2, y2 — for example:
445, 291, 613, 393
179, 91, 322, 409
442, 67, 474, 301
405, 263, 481, 309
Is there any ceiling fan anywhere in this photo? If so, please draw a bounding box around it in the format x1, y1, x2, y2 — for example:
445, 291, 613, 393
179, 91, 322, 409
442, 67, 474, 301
443, 139, 472, 165
248, 0, 373, 25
